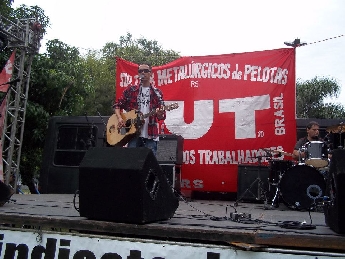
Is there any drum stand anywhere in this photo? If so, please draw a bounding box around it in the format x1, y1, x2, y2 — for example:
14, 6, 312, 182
235, 156, 268, 206
268, 179, 281, 208
265, 157, 290, 209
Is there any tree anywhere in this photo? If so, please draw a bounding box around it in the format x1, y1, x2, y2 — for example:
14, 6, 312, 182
0, 0, 14, 17
20, 34, 180, 192
296, 76, 345, 118
82, 33, 180, 116
81, 49, 116, 116
19, 38, 94, 192
20, 102, 50, 193
29, 39, 92, 116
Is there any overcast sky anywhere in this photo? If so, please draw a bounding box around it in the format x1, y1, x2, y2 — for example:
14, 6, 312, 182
13, 0, 345, 107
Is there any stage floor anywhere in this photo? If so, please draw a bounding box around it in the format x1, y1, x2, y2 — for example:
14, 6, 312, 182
0, 194, 344, 253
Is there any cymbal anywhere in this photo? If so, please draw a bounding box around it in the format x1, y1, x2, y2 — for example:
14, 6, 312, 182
326, 123, 345, 133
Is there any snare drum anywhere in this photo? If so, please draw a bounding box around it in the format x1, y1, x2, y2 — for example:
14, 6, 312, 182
280, 164, 326, 210
304, 141, 328, 168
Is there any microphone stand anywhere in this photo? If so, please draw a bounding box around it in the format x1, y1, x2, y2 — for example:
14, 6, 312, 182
96, 109, 109, 147
84, 113, 95, 149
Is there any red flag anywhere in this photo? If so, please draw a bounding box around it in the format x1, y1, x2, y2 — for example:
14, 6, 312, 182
0, 51, 16, 92
0, 51, 16, 181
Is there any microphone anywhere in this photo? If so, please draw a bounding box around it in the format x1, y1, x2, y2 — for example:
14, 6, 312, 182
139, 74, 144, 81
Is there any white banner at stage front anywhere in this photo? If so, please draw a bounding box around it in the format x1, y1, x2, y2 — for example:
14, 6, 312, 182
0, 229, 342, 259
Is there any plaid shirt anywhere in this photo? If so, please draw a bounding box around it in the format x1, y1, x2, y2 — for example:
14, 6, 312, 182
113, 84, 166, 138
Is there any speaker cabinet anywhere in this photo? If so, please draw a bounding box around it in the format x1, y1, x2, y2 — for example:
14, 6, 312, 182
79, 147, 179, 224
0, 181, 13, 204
156, 134, 184, 164
237, 164, 269, 202
324, 149, 345, 234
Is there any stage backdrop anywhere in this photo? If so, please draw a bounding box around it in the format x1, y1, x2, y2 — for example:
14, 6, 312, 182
115, 48, 296, 193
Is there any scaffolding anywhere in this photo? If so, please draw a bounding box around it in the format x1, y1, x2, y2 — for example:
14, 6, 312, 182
0, 14, 43, 189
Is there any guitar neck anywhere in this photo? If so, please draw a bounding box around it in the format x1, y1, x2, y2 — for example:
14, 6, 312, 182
141, 103, 177, 119
142, 109, 158, 119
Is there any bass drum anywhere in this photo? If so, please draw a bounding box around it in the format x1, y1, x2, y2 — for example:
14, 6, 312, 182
280, 165, 326, 210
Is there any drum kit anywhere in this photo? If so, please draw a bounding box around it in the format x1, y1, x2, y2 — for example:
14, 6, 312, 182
262, 142, 328, 210
261, 122, 345, 211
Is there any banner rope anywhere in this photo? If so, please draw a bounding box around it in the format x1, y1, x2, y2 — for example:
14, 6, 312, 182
305, 34, 344, 46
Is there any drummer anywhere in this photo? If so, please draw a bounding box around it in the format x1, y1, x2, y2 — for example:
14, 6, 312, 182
292, 121, 325, 162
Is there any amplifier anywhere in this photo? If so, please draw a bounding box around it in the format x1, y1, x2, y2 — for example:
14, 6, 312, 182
156, 134, 184, 164
237, 164, 269, 202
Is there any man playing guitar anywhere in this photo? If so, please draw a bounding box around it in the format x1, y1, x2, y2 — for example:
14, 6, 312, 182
112, 62, 166, 156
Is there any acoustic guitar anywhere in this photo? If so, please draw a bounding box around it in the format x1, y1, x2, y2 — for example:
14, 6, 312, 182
107, 103, 179, 146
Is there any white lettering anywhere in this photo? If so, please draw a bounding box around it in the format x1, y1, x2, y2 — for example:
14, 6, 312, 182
219, 95, 270, 139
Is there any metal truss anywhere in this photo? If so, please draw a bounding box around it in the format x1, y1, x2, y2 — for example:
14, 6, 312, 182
0, 14, 43, 189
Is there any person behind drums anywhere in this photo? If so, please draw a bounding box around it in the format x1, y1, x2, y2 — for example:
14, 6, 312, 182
292, 121, 328, 163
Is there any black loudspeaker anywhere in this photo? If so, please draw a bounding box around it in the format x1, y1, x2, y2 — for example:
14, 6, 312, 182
79, 147, 179, 224
237, 164, 269, 202
156, 134, 184, 164
324, 149, 345, 234
0, 181, 14, 206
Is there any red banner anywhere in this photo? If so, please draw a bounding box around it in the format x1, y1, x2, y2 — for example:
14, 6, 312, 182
115, 48, 296, 192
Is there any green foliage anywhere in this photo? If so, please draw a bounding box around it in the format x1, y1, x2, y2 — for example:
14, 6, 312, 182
81, 49, 116, 116
102, 32, 180, 66
21, 33, 180, 191
0, 0, 14, 18
20, 102, 49, 188
296, 77, 345, 118
1, 2, 50, 74
0, 1, 14, 67
30, 39, 92, 116
13, 4, 50, 35
82, 33, 180, 116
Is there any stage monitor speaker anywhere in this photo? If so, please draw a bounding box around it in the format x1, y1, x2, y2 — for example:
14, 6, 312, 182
79, 147, 179, 224
237, 164, 269, 202
0, 181, 13, 205
324, 149, 345, 234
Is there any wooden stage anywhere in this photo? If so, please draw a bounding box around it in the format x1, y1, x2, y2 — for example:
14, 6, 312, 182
0, 193, 344, 255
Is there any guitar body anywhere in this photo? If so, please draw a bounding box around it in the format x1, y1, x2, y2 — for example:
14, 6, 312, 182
106, 103, 179, 146
106, 110, 140, 146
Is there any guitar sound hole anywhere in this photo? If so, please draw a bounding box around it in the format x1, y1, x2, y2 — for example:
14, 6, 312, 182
125, 120, 132, 130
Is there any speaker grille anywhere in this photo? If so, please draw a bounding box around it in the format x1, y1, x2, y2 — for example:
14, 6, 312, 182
237, 165, 269, 202
156, 134, 183, 164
